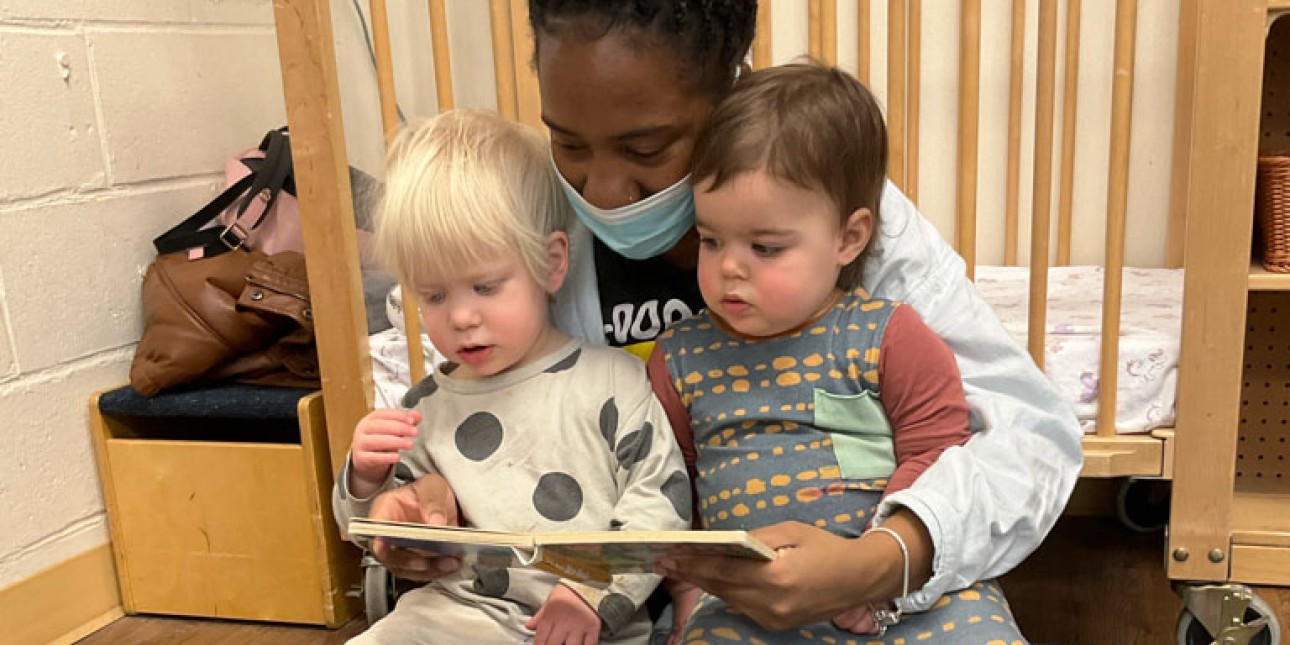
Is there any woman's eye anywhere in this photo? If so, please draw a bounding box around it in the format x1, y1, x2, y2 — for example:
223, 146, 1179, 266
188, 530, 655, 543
626, 147, 664, 161
698, 236, 720, 250
474, 282, 499, 296
554, 140, 587, 155
752, 244, 783, 257
424, 292, 446, 304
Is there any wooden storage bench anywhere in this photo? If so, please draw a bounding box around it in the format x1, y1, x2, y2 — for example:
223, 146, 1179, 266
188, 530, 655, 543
88, 384, 360, 627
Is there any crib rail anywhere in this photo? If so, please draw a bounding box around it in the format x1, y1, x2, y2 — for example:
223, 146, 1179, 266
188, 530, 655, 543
276, 0, 1192, 479
788, 0, 1165, 473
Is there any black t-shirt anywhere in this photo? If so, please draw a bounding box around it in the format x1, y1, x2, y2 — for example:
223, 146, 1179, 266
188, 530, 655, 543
594, 238, 705, 349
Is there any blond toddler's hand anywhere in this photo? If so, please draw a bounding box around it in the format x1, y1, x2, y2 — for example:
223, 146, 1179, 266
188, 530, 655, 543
665, 581, 702, 645
526, 582, 602, 645
349, 409, 421, 496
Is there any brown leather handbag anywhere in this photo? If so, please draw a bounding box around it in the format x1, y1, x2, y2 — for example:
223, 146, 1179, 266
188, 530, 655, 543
130, 249, 320, 396
129, 129, 320, 396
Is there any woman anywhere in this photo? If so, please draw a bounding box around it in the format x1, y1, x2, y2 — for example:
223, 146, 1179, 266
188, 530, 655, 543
366, 1, 1080, 642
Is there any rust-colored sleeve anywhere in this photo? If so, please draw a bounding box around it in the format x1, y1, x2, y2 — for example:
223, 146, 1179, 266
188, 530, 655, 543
646, 345, 697, 482
878, 304, 973, 497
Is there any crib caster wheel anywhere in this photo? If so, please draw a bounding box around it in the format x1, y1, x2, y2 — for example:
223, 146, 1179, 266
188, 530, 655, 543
1175, 585, 1280, 645
363, 555, 396, 625
1116, 477, 1170, 533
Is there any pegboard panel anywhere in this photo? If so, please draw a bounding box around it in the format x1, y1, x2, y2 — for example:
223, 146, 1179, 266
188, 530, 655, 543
1237, 292, 1290, 493
1262, 16, 1290, 153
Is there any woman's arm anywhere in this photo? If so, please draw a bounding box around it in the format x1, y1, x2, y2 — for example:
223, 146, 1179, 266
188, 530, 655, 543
864, 181, 1082, 611
656, 507, 933, 631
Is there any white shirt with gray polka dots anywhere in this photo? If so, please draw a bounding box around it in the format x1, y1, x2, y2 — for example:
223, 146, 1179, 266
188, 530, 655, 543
335, 339, 691, 643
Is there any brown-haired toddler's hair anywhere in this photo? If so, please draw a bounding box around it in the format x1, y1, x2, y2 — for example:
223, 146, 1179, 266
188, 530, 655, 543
691, 64, 888, 289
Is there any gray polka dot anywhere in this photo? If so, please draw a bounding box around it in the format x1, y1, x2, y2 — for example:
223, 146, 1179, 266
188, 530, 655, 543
544, 348, 581, 373
614, 422, 653, 469
533, 472, 583, 522
599, 398, 618, 448
598, 592, 637, 631
472, 567, 510, 597
455, 412, 504, 461
401, 376, 438, 408
661, 470, 691, 520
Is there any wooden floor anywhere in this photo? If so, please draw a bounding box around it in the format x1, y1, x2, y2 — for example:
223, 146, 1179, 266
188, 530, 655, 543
76, 515, 1287, 645
75, 615, 368, 644
1002, 515, 1181, 645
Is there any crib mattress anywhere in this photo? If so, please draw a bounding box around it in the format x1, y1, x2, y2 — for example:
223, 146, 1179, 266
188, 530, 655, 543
974, 265, 1183, 434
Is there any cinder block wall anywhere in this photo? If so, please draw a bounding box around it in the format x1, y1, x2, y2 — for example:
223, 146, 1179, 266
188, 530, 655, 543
0, 0, 285, 590
0, 0, 507, 602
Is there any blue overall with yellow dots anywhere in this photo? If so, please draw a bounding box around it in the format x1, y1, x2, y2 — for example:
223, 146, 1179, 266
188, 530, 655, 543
657, 289, 1028, 645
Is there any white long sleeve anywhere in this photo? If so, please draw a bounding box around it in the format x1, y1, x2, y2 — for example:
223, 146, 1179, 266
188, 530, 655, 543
862, 181, 1082, 611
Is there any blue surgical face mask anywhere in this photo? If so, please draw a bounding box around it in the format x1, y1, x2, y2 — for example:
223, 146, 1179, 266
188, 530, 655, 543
553, 156, 695, 261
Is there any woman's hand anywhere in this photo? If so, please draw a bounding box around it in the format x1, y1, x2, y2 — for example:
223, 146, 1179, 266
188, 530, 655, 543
525, 583, 602, 645
656, 512, 931, 632
368, 474, 462, 582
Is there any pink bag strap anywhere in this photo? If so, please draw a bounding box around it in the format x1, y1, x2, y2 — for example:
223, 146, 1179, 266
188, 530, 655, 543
153, 128, 293, 258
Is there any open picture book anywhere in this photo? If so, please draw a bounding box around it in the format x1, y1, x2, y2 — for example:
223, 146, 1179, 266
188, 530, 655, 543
347, 518, 776, 584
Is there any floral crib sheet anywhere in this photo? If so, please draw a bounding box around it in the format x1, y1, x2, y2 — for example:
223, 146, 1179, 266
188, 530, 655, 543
974, 265, 1183, 434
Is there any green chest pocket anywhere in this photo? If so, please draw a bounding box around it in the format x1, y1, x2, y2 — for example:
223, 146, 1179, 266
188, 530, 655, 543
813, 389, 895, 480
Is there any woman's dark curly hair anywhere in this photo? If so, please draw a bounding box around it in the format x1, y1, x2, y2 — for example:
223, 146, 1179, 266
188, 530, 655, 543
529, 0, 757, 98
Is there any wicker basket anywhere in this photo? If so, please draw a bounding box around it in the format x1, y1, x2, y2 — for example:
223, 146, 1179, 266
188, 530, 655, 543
1256, 152, 1290, 273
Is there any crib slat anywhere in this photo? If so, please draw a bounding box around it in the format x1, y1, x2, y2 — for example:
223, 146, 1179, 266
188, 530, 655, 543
509, 0, 542, 129
888, 0, 907, 192
956, 0, 981, 279
1004, 0, 1025, 267
809, 0, 822, 61
1057, 0, 1082, 267
857, 0, 871, 84
823, 0, 838, 66
417, 0, 460, 375
428, 0, 454, 112
489, 0, 518, 121
369, 0, 400, 142
1027, 0, 1059, 368
808, 0, 838, 65
1096, 0, 1138, 438
753, 0, 773, 70
369, 1, 429, 385
906, 0, 920, 204
274, 0, 376, 473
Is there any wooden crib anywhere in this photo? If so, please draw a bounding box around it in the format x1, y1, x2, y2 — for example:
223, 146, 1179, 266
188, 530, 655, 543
269, 0, 1287, 640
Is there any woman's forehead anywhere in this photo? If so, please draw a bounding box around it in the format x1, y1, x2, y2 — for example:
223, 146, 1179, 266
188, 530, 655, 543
537, 33, 712, 137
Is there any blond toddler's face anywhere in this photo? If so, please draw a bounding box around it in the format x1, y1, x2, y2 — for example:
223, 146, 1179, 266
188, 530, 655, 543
414, 250, 561, 380
693, 171, 871, 338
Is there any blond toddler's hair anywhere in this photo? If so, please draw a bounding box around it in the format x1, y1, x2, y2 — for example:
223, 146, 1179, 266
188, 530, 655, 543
375, 109, 570, 288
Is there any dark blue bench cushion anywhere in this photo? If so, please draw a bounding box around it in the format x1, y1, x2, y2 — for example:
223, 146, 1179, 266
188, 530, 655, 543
97, 384, 316, 420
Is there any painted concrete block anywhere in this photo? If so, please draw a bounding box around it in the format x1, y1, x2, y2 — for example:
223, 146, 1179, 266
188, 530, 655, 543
2, 1, 186, 22
0, 0, 270, 23
0, 182, 220, 372
0, 304, 17, 382
192, 0, 274, 25
0, 33, 105, 200
90, 29, 285, 184
0, 352, 126, 589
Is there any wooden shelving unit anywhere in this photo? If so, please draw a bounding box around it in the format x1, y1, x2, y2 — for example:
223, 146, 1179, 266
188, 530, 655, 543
1249, 263, 1290, 290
